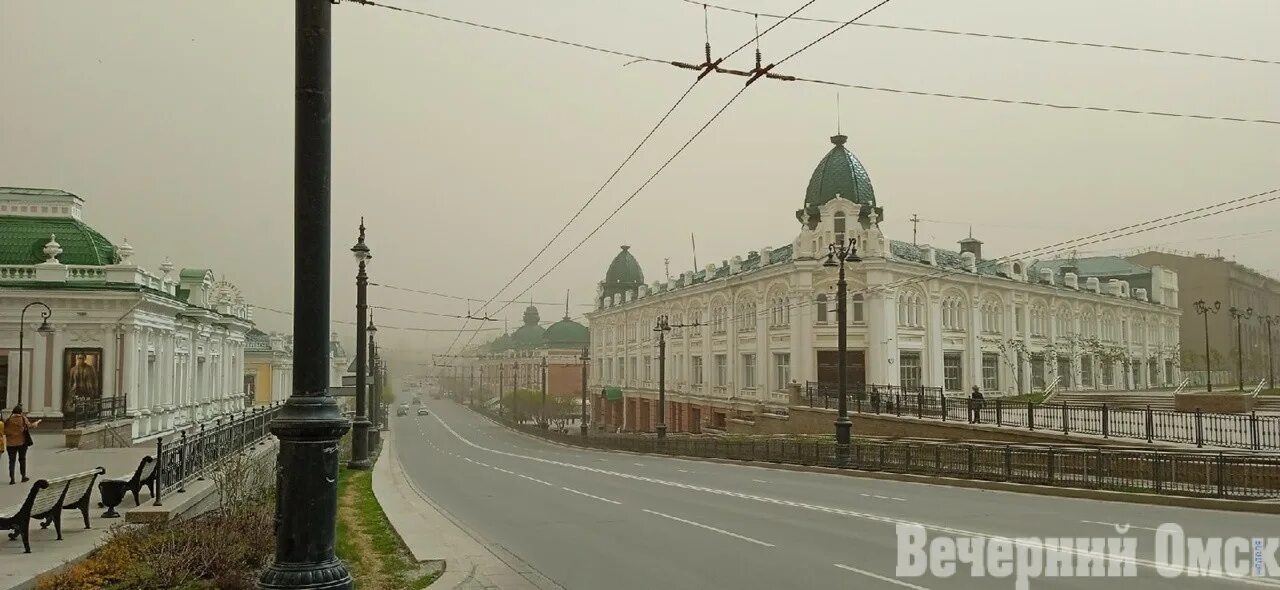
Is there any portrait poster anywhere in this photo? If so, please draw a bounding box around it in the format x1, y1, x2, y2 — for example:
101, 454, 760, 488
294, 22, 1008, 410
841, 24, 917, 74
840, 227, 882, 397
63, 347, 104, 414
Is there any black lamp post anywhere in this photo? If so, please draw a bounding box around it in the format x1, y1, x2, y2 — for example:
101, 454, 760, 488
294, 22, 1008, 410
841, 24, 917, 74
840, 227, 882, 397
17, 302, 54, 410
1230, 306, 1253, 391
823, 237, 862, 455
1261, 315, 1278, 390
258, 0, 351, 585
580, 347, 589, 437
1193, 300, 1221, 392
654, 315, 670, 438
367, 318, 379, 452
511, 360, 518, 424
348, 220, 372, 470
498, 363, 505, 416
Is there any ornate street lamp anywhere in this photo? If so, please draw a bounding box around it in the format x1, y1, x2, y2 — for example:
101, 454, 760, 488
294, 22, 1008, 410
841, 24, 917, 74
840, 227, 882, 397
580, 347, 589, 437
18, 302, 54, 410
539, 355, 548, 429
1193, 300, 1221, 392
823, 237, 862, 459
1230, 306, 1253, 392
348, 220, 373, 470
1260, 315, 1278, 391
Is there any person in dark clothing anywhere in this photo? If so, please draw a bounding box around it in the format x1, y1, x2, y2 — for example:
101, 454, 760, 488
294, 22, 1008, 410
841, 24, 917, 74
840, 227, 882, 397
4, 405, 41, 484
969, 386, 985, 424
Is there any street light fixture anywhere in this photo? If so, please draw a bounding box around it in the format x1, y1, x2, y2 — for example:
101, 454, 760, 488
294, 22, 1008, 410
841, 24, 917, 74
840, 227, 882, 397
348, 219, 373, 470
18, 302, 54, 410
539, 355, 548, 429
579, 346, 589, 438
1230, 306, 1253, 392
1193, 300, 1221, 392
823, 237, 862, 459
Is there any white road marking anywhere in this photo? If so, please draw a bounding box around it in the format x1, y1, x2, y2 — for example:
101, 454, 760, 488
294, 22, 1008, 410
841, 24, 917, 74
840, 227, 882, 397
642, 509, 774, 547
833, 564, 931, 589
517, 474, 554, 486
429, 411, 1280, 588
633, 463, 645, 467
1080, 520, 1163, 532
495, 467, 514, 475
752, 479, 769, 483
677, 469, 691, 473
561, 487, 622, 505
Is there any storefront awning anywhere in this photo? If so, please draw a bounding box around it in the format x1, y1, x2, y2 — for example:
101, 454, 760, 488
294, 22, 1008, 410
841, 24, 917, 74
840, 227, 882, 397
603, 386, 623, 401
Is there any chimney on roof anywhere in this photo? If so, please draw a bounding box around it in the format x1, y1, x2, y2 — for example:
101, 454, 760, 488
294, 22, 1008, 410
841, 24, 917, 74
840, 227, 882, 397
958, 229, 982, 261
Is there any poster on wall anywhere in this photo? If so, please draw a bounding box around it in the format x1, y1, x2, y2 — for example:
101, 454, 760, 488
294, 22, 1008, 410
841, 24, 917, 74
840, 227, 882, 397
63, 347, 104, 414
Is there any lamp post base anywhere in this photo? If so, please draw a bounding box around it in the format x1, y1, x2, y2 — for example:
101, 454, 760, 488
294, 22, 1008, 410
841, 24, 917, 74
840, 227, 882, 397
834, 418, 852, 445
580, 422, 588, 437
347, 418, 372, 470
656, 423, 667, 439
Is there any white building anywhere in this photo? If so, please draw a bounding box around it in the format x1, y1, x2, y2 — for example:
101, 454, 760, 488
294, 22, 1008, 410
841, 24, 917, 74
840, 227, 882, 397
585, 135, 1182, 432
0, 187, 259, 442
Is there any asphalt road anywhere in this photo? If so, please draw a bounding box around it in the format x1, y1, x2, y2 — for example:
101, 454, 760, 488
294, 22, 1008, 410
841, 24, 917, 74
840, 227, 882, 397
396, 399, 1280, 590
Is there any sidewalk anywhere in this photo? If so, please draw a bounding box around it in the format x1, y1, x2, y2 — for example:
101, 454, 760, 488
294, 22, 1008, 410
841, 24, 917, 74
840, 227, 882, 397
372, 431, 561, 590
0, 433, 153, 590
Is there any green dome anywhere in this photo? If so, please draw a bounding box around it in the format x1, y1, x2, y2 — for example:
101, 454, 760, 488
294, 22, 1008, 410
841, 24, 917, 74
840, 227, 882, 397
485, 332, 513, 353
510, 305, 545, 349
604, 245, 644, 287
804, 135, 875, 209
543, 316, 589, 349
0, 215, 117, 266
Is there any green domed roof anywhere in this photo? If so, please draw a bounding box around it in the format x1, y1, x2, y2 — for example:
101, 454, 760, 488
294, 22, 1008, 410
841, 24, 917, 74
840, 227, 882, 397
543, 316, 589, 348
604, 245, 644, 287
485, 331, 513, 353
510, 305, 545, 349
804, 135, 875, 209
0, 215, 117, 266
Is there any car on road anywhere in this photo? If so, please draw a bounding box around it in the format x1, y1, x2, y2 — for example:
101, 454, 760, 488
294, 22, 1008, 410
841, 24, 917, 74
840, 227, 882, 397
417, 407, 430, 416
396, 405, 408, 416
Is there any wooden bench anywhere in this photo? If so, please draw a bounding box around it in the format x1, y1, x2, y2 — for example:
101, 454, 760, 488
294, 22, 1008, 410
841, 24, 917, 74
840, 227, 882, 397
97, 456, 156, 518
0, 467, 105, 553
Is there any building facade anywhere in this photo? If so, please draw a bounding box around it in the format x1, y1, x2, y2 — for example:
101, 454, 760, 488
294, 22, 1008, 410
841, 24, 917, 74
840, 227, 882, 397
465, 304, 590, 408
244, 328, 293, 406
585, 135, 1183, 433
1128, 250, 1280, 387
0, 187, 256, 441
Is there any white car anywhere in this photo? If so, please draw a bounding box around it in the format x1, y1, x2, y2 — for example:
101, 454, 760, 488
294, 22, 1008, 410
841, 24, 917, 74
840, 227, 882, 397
417, 408, 430, 416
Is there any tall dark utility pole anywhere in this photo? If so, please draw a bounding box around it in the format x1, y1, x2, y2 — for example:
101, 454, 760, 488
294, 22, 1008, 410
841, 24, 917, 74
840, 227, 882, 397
1230, 306, 1253, 391
653, 315, 698, 439
499, 364, 505, 416
259, 0, 352, 587
580, 347, 590, 437
511, 361, 518, 423
824, 237, 861, 460
469, 365, 475, 408
539, 355, 548, 429
1194, 300, 1221, 392
348, 221, 372, 470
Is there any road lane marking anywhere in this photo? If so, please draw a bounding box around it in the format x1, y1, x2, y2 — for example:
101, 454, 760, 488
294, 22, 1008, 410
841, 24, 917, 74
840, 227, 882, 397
752, 479, 769, 483
429, 411, 1280, 587
517, 474, 554, 486
1080, 520, 1163, 532
495, 467, 515, 475
634, 463, 646, 467
833, 564, 930, 589
561, 487, 622, 505
641, 509, 774, 547
678, 469, 692, 473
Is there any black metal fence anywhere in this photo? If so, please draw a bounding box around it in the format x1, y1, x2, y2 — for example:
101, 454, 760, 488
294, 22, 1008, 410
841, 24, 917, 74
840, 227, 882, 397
152, 402, 281, 506
63, 396, 129, 429
501, 418, 1280, 500
804, 382, 1280, 451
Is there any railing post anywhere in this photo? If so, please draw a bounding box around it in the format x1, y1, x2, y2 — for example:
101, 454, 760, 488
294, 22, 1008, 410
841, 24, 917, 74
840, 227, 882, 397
1028, 402, 1036, 431
1195, 409, 1204, 448
153, 436, 164, 507
1004, 445, 1012, 481
917, 388, 924, 419
1095, 449, 1105, 489
895, 393, 902, 417
1152, 452, 1162, 493
196, 424, 208, 481
1216, 453, 1226, 498
177, 430, 188, 493
1062, 402, 1069, 435
996, 399, 1003, 427
1046, 449, 1055, 484
1250, 412, 1260, 451
941, 395, 947, 422
1102, 405, 1110, 438
1145, 405, 1154, 443
966, 444, 974, 476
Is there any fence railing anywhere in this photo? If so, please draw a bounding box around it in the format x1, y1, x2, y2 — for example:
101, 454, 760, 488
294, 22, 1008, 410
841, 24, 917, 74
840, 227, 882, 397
491, 416, 1280, 501
803, 382, 1280, 451
63, 396, 129, 429
152, 402, 282, 506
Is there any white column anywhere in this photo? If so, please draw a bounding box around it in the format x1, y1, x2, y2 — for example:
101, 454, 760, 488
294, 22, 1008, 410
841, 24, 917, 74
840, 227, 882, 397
1020, 303, 1032, 393
755, 297, 768, 401
926, 295, 944, 389
101, 325, 116, 401
122, 326, 138, 414
866, 292, 898, 385
792, 290, 812, 384
701, 301, 712, 397
48, 324, 65, 416
967, 301, 981, 391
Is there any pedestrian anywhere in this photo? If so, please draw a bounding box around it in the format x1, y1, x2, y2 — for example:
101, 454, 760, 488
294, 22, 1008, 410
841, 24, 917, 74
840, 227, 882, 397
969, 386, 985, 424
4, 405, 41, 484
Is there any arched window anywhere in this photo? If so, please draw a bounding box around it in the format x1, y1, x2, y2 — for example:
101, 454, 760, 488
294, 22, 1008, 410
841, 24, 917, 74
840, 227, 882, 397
833, 211, 847, 246
816, 294, 828, 323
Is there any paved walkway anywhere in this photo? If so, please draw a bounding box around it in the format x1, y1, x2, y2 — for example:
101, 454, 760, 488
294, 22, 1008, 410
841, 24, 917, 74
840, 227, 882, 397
373, 431, 561, 589
0, 433, 153, 590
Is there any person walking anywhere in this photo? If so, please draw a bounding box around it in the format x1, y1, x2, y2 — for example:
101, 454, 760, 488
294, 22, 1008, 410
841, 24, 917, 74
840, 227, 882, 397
4, 405, 40, 484
968, 386, 985, 424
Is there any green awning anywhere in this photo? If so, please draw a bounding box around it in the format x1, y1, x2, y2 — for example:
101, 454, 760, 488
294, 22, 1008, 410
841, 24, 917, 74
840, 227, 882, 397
603, 386, 623, 401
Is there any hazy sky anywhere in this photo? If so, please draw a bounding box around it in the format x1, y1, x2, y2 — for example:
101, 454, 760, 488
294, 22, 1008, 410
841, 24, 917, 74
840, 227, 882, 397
3, 0, 1277, 361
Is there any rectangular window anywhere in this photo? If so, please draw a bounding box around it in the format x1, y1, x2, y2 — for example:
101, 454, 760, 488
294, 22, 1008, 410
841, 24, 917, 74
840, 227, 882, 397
1101, 361, 1114, 387
1164, 360, 1174, 385
774, 353, 791, 390
1015, 305, 1025, 334
692, 356, 703, 385
644, 356, 652, 383
982, 353, 999, 391
851, 295, 865, 323
1057, 357, 1072, 389
1030, 353, 1045, 390
899, 351, 921, 390
618, 358, 625, 382
1081, 355, 1094, 387
741, 354, 756, 388
715, 354, 727, 386
943, 352, 962, 392
629, 357, 637, 383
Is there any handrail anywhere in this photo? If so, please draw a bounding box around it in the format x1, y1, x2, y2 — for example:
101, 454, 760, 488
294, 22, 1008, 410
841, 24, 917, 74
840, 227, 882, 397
1250, 379, 1268, 398
1172, 377, 1191, 395
1042, 375, 1063, 404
